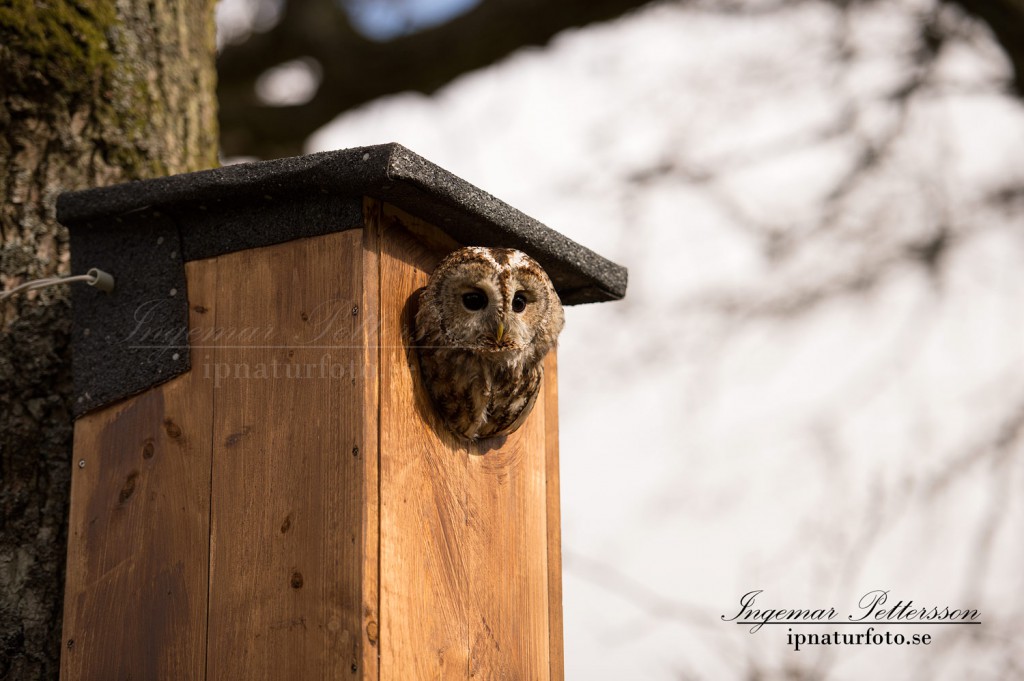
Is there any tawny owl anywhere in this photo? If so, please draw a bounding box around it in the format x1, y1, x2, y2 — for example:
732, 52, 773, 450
414, 246, 565, 441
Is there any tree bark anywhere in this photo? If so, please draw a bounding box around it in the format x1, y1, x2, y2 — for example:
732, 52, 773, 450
0, 2, 217, 678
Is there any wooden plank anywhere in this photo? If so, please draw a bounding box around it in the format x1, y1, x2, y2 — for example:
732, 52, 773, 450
376, 205, 470, 680
464, 385, 550, 679
543, 354, 565, 681
204, 231, 366, 681
62, 259, 217, 681
359, 199, 383, 681
376, 203, 553, 680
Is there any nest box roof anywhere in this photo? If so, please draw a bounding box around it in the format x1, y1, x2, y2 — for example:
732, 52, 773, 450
57, 144, 626, 417
58, 143, 626, 305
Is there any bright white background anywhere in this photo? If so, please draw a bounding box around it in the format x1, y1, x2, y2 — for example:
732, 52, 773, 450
221, 1, 1024, 678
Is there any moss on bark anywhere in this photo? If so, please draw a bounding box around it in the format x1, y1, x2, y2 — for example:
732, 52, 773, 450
0, 1, 117, 92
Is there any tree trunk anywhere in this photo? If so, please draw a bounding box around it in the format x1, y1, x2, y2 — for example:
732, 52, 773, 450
0, 2, 217, 678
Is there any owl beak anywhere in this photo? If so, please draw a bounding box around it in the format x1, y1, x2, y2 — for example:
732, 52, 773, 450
495, 321, 505, 344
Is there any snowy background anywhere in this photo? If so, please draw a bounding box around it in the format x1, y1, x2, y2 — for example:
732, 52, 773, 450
222, 1, 1024, 678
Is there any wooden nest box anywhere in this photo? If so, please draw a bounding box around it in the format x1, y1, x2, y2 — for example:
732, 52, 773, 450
57, 144, 627, 681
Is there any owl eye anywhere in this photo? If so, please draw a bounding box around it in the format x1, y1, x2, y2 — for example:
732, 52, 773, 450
462, 290, 488, 311
511, 292, 528, 313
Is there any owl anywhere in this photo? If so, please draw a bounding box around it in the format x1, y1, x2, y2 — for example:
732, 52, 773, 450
414, 246, 565, 441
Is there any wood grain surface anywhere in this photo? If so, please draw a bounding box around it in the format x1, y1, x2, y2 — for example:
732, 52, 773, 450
374, 202, 557, 681
64, 232, 369, 680
360, 200, 384, 681
204, 231, 365, 681
543, 354, 565, 681
62, 259, 217, 681
63, 208, 564, 681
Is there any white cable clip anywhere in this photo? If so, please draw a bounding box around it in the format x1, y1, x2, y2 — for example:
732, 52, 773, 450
0, 268, 116, 300
86, 268, 115, 292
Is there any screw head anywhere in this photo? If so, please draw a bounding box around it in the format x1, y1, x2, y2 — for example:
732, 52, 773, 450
78, 459, 86, 468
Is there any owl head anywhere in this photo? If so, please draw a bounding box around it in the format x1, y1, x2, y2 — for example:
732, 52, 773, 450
415, 246, 564, 365
413, 246, 564, 440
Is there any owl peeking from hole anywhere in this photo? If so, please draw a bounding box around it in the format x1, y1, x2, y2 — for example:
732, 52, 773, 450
414, 246, 564, 441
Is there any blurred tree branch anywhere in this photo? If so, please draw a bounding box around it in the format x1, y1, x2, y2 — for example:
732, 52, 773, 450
217, 0, 1024, 159
947, 0, 1024, 95
218, 0, 654, 158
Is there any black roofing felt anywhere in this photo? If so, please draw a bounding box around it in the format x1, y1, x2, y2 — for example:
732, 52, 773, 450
58, 144, 627, 417
58, 143, 627, 304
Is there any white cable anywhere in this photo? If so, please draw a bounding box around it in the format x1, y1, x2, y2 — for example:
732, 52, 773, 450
0, 268, 115, 300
